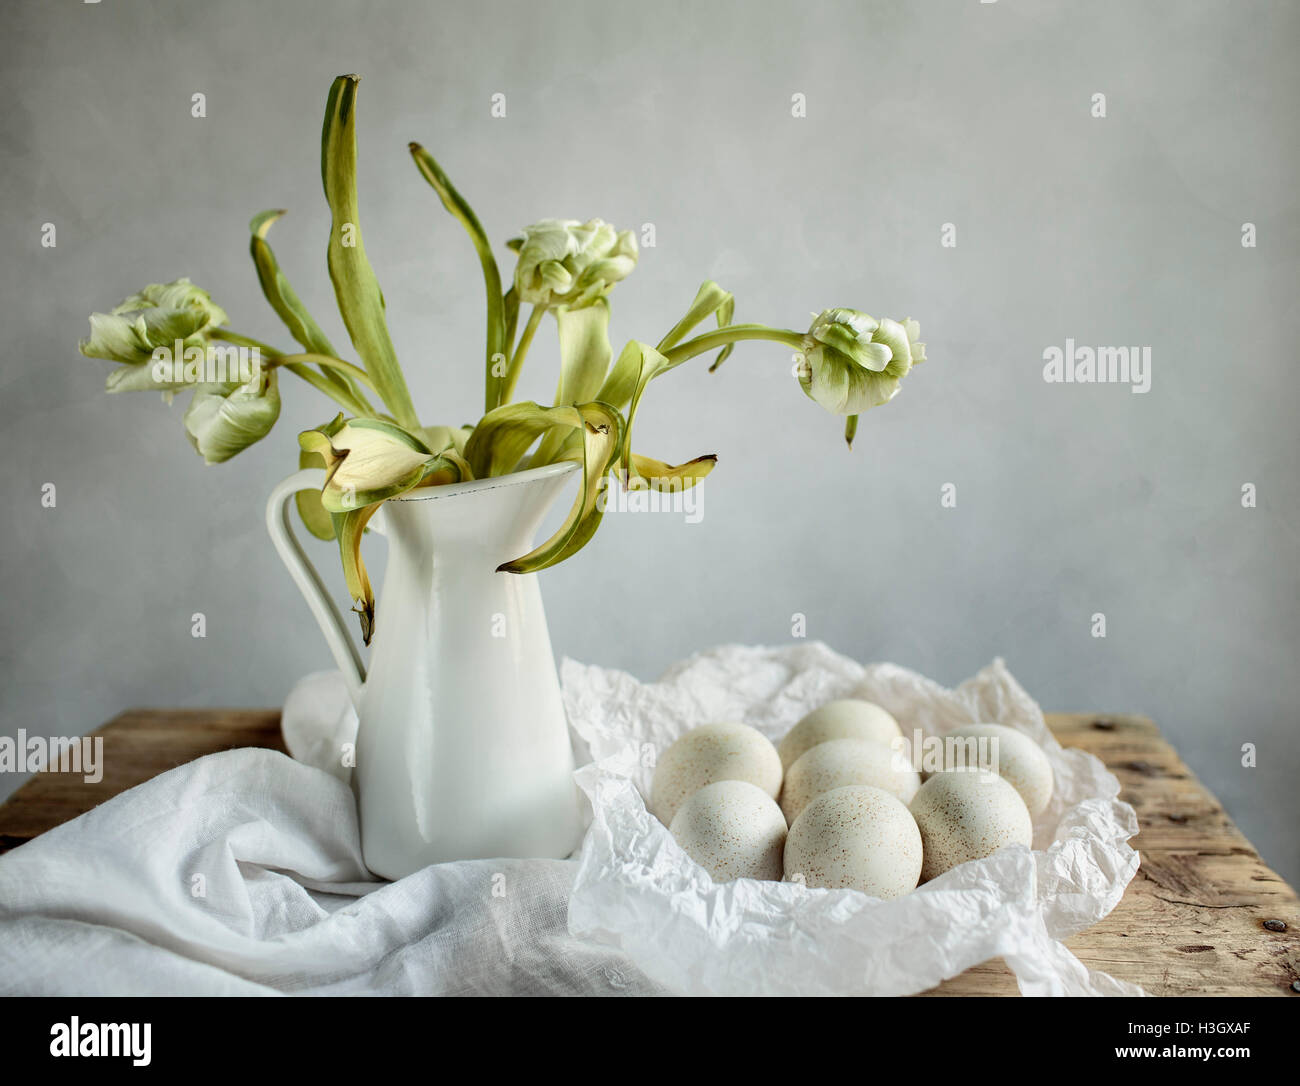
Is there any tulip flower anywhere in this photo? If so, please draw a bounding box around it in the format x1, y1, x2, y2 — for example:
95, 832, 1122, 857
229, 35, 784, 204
511, 219, 638, 309
80, 278, 229, 392
796, 308, 926, 415
184, 368, 281, 464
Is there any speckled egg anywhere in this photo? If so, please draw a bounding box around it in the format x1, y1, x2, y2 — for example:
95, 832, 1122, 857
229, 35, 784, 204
780, 738, 921, 824
650, 722, 782, 826
783, 785, 923, 898
909, 768, 1033, 882
778, 699, 903, 771
669, 780, 787, 882
942, 723, 1054, 817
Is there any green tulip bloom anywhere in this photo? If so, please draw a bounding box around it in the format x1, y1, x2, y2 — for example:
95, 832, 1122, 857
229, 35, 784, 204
512, 219, 638, 308
797, 308, 926, 415
80, 278, 229, 393
183, 367, 281, 464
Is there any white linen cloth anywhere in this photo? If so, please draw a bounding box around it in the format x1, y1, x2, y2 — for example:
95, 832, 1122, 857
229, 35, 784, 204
0, 671, 661, 996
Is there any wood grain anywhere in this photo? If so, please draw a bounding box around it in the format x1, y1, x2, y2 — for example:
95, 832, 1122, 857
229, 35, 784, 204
0, 709, 284, 850
0, 709, 1295, 996
922, 714, 1299, 997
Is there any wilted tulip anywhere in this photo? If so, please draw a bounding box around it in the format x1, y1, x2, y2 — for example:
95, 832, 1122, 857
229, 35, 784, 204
797, 308, 926, 415
512, 219, 637, 308
184, 368, 281, 464
80, 278, 229, 393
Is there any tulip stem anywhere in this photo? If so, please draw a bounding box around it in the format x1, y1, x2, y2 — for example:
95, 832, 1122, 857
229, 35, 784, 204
501, 305, 545, 404
211, 330, 378, 417
211, 329, 280, 354
282, 363, 373, 417
273, 353, 379, 395
661, 324, 805, 371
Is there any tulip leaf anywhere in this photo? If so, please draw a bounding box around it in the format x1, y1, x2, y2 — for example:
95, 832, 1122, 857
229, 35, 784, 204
497, 402, 624, 574
250, 210, 336, 356
613, 340, 672, 478
709, 293, 736, 372
628, 451, 717, 490
321, 75, 419, 430
296, 446, 337, 542
409, 143, 507, 414
332, 501, 383, 645
531, 300, 612, 466
306, 414, 471, 644
333, 443, 467, 644
502, 286, 520, 361
418, 449, 473, 487
596, 283, 729, 416
249, 209, 361, 404
656, 281, 734, 361
553, 298, 613, 405
595, 338, 647, 412
420, 423, 474, 460
464, 401, 581, 479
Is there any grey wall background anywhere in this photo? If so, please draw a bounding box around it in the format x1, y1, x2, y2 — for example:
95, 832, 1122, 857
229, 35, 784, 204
2, 0, 1296, 885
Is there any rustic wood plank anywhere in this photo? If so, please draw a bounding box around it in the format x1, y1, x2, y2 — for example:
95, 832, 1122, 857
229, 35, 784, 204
0, 709, 285, 848
0, 708, 1295, 996
922, 714, 1300, 997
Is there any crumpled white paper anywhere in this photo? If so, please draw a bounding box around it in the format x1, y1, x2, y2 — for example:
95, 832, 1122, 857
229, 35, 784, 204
561, 641, 1144, 997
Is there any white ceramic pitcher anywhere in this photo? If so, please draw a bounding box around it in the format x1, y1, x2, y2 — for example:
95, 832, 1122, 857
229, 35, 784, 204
266, 461, 583, 880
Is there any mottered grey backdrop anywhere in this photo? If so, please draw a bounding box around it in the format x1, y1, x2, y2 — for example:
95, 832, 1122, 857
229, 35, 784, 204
1, 0, 1297, 885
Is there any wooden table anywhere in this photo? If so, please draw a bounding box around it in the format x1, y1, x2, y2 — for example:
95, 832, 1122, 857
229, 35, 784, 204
0, 710, 1296, 996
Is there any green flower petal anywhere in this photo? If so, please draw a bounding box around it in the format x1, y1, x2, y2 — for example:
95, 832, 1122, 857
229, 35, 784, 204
513, 219, 638, 308
81, 277, 230, 390
798, 308, 923, 415
184, 368, 281, 464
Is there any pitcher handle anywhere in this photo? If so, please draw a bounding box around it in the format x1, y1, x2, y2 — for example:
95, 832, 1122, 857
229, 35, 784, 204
265, 468, 367, 706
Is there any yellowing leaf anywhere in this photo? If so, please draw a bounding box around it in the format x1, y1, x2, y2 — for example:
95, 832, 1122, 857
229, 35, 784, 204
464, 401, 582, 479
296, 446, 337, 541
303, 414, 471, 643
333, 502, 383, 645
409, 142, 507, 414
322, 75, 419, 429
531, 300, 613, 466
628, 451, 717, 491
498, 402, 624, 573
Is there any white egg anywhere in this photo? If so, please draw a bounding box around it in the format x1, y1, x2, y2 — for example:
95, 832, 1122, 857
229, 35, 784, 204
780, 738, 920, 823
669, 780, 787, 882
783, 785, 922, 899
650, 722, 782, 826
778, 699, 903, 771
909, 768, 1032, 882
942, 723, 1054, 817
